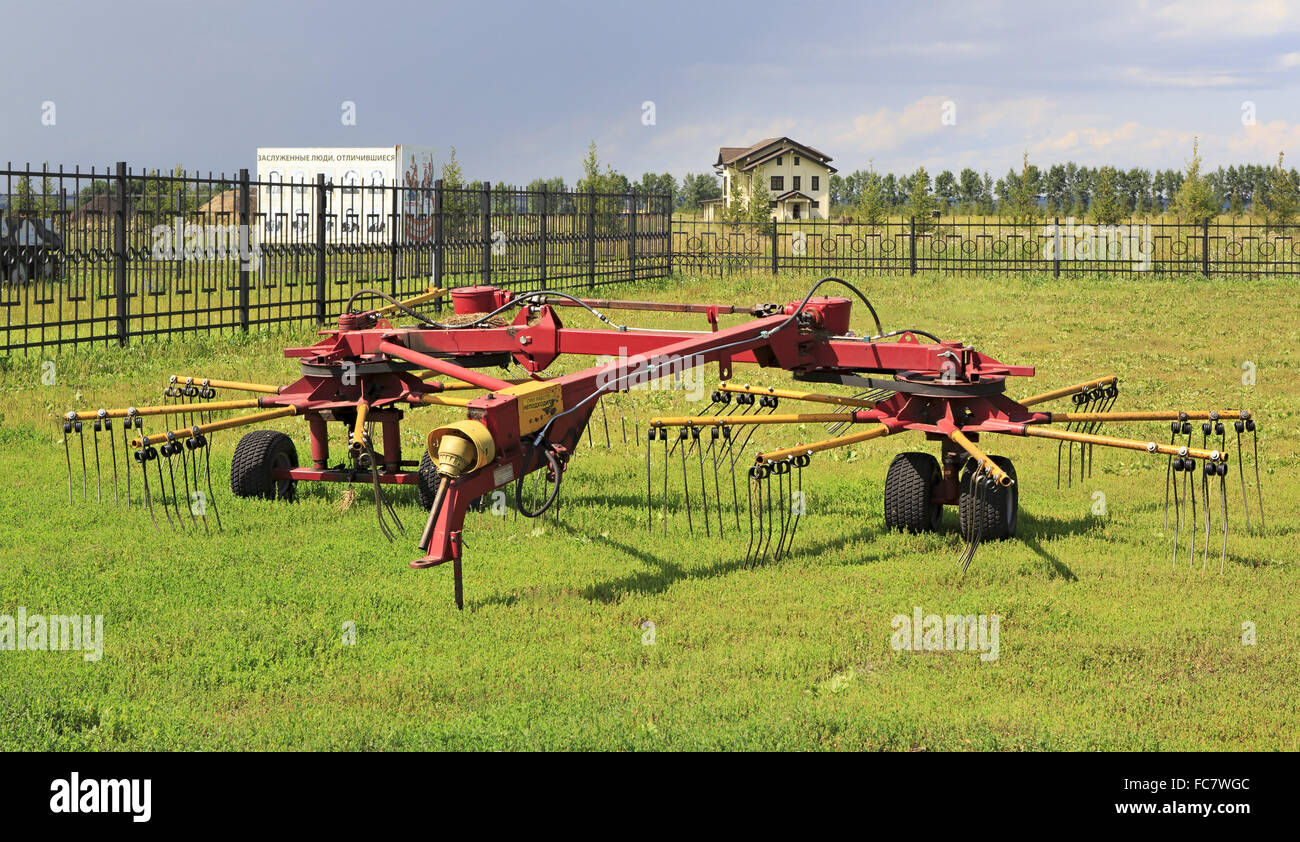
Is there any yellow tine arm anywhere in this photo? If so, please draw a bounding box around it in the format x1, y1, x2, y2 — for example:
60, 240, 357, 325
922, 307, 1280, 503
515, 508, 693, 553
1040, 410, 1247, 423
67, 398, 263, 422
1022, 425, 1225, 462
947, 429, 1014, 486
651, 412, 854, 427
132, 406, 298, 448
758, 423, 894, 463
1018, 375, 1117, 407
170, 375, 283, 395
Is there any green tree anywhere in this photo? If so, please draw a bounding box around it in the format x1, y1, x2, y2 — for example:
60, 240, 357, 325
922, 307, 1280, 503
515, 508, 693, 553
1006, 152, 1039, 226
9, 174, 38, 216
722, 174, 748, 226
1171, 137, 1219, 223
1261, 151, 1299, 231
856, 162, 888, 227
1090, 166, 1124, 226
905, 166, 937, 232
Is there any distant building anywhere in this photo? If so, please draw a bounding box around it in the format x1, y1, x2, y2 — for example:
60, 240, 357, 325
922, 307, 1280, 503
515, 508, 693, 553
706, 137, 836, 222
255, 145, 437, 242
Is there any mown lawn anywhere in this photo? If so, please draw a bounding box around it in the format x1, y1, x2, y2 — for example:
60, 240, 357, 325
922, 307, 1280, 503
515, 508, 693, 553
0, 270, 1295, 750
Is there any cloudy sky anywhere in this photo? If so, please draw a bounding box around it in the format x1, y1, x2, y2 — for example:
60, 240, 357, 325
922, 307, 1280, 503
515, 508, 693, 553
3, 0, 1298, 183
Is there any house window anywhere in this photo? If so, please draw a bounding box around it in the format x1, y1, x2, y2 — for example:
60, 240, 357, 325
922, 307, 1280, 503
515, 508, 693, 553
769, 200, 777, 208
811, 201, 819, 208
811, 176, 820, 191
776, 156, 783, 166
792, 176, 801, 190
794, 156, 800, 166
771, 176, 784, 191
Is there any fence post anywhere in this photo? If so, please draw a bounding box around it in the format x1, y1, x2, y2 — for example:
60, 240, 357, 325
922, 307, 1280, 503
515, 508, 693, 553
389, 181, 399, 297
113, 161, 128, 347
481, 184, 492, 285
1202, 218, 1211, 277
315, 173, 327, 325
238, 168, 251, 332
587, 188, 596, 290
1053, 215, 1061, 279
770, 215, 779, 275
538, 186, 548, 284
433, 178, 443, 309
909, 215, 917, 275
629, 187, 637, 282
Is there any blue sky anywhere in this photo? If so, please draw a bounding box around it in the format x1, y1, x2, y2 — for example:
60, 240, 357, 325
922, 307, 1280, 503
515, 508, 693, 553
2, 0, 1298, 183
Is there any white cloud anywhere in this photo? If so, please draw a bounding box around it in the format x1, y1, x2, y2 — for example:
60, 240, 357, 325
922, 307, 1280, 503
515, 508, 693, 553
1146, 0, 1300, 39
1121, 67, 1254, 87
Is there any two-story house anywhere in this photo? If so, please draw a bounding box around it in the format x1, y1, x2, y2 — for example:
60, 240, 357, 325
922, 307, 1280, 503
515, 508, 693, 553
703, 137, 836, 222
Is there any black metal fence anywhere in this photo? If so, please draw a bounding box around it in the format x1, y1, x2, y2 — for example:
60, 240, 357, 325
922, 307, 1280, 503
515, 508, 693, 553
0, 163, 671, 353
5, 161, 1299, 354
673, 216, 1300, 278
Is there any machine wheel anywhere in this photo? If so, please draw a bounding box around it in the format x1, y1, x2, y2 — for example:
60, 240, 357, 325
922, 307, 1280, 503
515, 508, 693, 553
958, 455, 1017, 540
230, 430, 299, 501
417, 450, 442, 510
884, 452, 943, 533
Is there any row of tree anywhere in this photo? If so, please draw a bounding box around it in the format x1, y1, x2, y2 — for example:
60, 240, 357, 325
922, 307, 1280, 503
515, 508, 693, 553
6, 141, 1298, 230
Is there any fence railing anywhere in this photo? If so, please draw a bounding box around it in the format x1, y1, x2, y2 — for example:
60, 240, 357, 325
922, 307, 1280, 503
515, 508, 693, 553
0, 163, 671, 353
673, 216, 1300, 278
5, 161, 1299, 354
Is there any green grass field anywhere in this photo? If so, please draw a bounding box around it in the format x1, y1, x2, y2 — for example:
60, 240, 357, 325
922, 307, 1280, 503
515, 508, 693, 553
0, 270, 1295, 750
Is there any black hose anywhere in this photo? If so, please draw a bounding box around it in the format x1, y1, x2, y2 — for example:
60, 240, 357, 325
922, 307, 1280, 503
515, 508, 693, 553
515, 444, 562, 518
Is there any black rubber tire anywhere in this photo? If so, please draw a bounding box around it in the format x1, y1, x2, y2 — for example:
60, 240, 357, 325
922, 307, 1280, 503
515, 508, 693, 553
417, 450, 442, 511
230, 430, 299, 501
884, 452, 943, 533
958, 455, 1017, 541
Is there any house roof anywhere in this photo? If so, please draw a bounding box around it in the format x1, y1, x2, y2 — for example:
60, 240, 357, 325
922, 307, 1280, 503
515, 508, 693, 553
773, 190, 814, 202
715, 137, 836, 173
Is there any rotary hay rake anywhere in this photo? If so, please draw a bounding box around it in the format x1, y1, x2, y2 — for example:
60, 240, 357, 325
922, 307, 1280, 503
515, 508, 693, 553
59, 277, 1265, 607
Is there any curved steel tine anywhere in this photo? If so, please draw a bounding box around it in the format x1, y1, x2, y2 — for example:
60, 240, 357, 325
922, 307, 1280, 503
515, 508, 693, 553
744, 469, 759, 566
600, 398, 611, 448
782, 457, 806, 559
1186, 459, 1195, 568
1234, 422, 1250, 531
202, 436, 221, 531
1163, 424, 1176, 529
1219, 467, 1228, 572
178, 439, 199, 529
163, 446, 186, 531
1201, 465, 1210, 571
1250, 422, 1263, 531
708, 427, 724, 538
154, 446, 175, 532
63, 422, 73, 505
759, 468, 775, 564
694, 428, 710, 538
678, 429, 693, 536
1170, 458, 1182, 569
90, 419, 102, 504
645, 428, 653, 533
78, 421, 87, 501
105, 419, 119, 506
